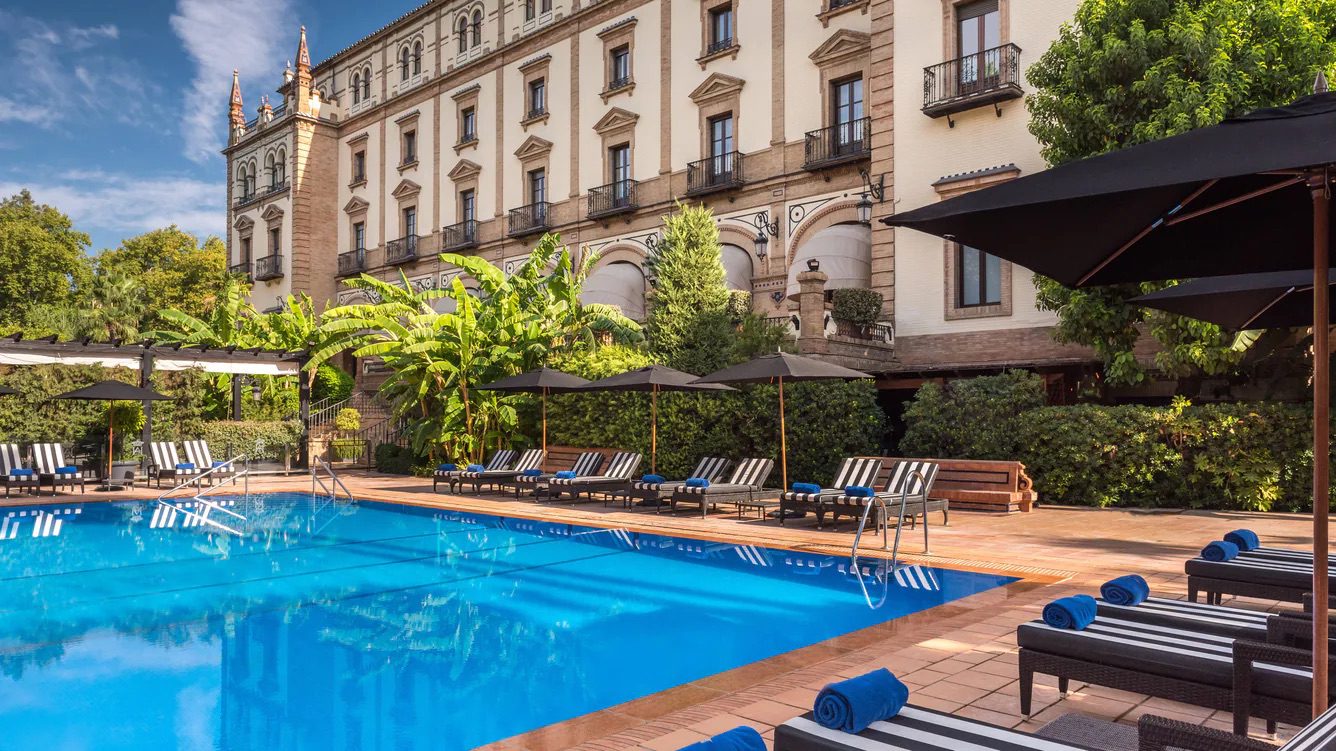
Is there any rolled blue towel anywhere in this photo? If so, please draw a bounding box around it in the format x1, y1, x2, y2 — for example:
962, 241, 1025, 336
466, 464, 486, 473
1202, 540, 1240, 562
1101, 575, 1150, 606
175, 463, 196, 471
1225, 529, 1260, 552
642, 474, 666, 484
554, 470, 576, 479
8, 468, 32, 478
676, 726, 766, 751
813, 668, 909, 732
685, 477, 710, 488
521, 468, 543, 477
791, 482, 822, 495
437, 463, 457, 472
1042, 594, 1097, 630
56, 466, 79, 474
211, 461, 227, 468
844, 485, 875, 498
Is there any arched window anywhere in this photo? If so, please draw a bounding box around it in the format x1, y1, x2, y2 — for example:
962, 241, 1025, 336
524, 0, 535, 21
471, 10, 482, 47
244, 163, 256, 197
360, 67, 371, 101
400, 46, 410, 81
264, 152, 275, 188
457, 18, 468, 54
351, 71, 362, 104
412, 41, 422, 75
274, 149, 287, 185
237, 164, 249, 196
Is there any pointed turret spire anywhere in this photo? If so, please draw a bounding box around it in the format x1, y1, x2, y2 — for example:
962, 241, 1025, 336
296, 26, 310, 71
294, 26, 313, 116
228, 69, 246, 143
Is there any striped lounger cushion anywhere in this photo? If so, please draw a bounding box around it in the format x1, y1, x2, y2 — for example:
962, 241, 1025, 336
1279, 702, 1336, 750
633, 456, 730, 491
776, 705, 1095, 751
549, 452, 637, 485
1017, 616, 1313, 703
679, 458, 773, 495
1095, 596, 1272, 640
438, 450, 517, 477
1186, 552, 1336, 590
460, 449, 541, 479
780, 457, 883, 503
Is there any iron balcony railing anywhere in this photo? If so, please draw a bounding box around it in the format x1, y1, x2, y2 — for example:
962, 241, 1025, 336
587, 179, 638, 219
337, 250, 366, 276
442, 219, 479, 250
525, 106, 548, 121
686, 152, 744, 196
266, 179, 289, 194
228, 261, 252, 280
607, 75, 632, 92
386, 235, 419, 265
253, 254, 283, 281
831, 318, 894, 344
803, 117, 871, 170
922, 43, 1023, 118
233, 192, 257, 207
828, 0, 859, 9
507, 202, 551, 236
704, 36, 735, 56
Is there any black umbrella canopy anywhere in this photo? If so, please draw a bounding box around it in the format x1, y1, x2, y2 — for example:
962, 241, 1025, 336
882, 92, 1336, 287
55, 381, 170, 401
0, 386, 16, 396
581, 365, 734, 393
1133, 270, 1336, 330
692, 352, 872, 385
476, 368, 591, 393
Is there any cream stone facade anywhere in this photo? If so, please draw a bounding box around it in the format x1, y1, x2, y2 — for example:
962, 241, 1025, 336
223, 0, 1097, 380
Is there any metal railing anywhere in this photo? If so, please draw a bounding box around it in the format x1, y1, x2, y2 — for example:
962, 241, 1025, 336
442, 219, 479, 250
233, 192, 257, 207
310, 391, 390, 429
686, 152, 744, 196
386, 235, 419, 265
606, 75, 632, 92
765, 315, 801, 335
851, 468, 930, 567
507, 202, 551, 236
704, 36, 735, 56
228, 261, 252, 279
828, 0, 859, 9
923, 43, 1023, 117
337, 250, 367, 276
312, 458, 353, 504
803, 117, 871, 169
155, 456, 251, 535
831, 318, 894, 344
254, 254, 284, 281
587, 180, 638, 219
266, 179, 289, 194
524, 106, 548, 121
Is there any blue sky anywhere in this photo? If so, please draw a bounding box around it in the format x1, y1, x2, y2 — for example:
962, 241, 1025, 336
0, 0, 422, 252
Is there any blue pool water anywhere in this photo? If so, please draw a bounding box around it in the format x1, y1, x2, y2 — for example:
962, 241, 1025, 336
0, 493, 1013, 750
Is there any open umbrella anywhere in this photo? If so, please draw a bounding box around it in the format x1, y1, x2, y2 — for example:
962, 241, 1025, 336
1133, 270, 1336, 330
693, 352, 871, 488
578, 365, 733, 473
0, 386, 16, 396
55, 380, 171, 491
476, 368, 590, 452
882, 86, 1336, 713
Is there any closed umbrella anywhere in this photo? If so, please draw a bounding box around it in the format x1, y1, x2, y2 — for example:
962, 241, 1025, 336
1133, 270, 1336, 329
882, 86, 1336, 713
476, 368, 590, 452
55, 380, 171, 491
578, 365, 733, 473
693, 352, 871, 488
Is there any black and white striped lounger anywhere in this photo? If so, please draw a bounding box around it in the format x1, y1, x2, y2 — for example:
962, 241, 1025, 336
461, 449, 545, 493
542, 451, 642, 502
779, 457, 884, 527
183, 440, 234, 485
0, 443, 38, 497
826, 460, 943, 530
1187, 550, 1336, 605
32, 443, 87, 495
775, 705, 1100, 751
433, 449, 516, 493
1138, 696, 1336, 750
508, 451, 604, 500
148, 442, 200, 489
1017, 614, 1334, 734
1095, 596, 1280, 641
670, 458, 774, 518
624, 456, 732, 510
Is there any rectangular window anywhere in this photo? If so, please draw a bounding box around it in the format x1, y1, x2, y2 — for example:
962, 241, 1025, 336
353, 150, 366, 182
403, 206, 418, 238
402, 130, 417, 164
957, 244, 1002, 307
957, 0, 1001, 87
707, 113, 734, 178
529, 168, 546, 205
268, 227, 281, 256
610, 144, 631, 205
708, 5, 734, 50
528, 78, 546, 117
353, 222, 365, 252
609, 46, 631, 87
460, 189, 476, 222
240, 237, 252, 263
460, 107, 476, 142
832, 76, 864, 146
541, 0, 552, 11
525, 0, 535, 20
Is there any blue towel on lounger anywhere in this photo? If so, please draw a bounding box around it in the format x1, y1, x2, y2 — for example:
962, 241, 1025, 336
554, 470, 576, 479
676, 726, 766, 751
466, 464, 485, 473
1042, 594, 1097, 630
1202, 540, 1240, 562
8, 468, 32, 478
642, 474, 665, 484
813, 668, 909, 733
685, 477, 710, 488
437, 463, 457, 472
56, 466, 79, 475
791, 482, 821, 495
1101, 575, 1150, 606
1225, 529, 1260, 552
212, 461, 227, 468
175, 463, 195, 471
522, 469, 543, 477
844, 485, 874, 498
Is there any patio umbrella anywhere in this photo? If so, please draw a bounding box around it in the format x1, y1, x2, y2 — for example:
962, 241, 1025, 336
0, 386, 16, 395
1132, 270, 1336, 330
577, 365, 734, 473
54, 380, 171, 491
693, 352, 871, 488
881, 86, 1336, 714
476, 368, 590, 452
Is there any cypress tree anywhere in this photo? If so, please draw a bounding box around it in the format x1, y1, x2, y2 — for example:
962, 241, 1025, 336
645, 202, 733, 373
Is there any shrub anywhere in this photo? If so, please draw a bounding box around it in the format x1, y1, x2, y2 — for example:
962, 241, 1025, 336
831, 288, 884, 325
333, 407, 361, 434
725, 290, 753, 319
331, 438, 367, 462
200, 420, 305, 462
374, 443, 430, 475
313, 364, 354, 404
900, 371, 1046, 459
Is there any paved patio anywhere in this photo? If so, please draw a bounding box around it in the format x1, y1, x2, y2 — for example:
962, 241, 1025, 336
6, 471, 1323, 749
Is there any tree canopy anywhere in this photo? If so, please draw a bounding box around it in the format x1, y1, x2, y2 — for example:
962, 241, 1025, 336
0, 191, 92, 329
96, 226, 227, 323
645, 202, 737, 374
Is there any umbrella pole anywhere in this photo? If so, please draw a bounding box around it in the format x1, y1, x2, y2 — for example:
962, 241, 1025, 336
779, 377, 787, 488
108, 400, 115, 486
651, 385, 657, 474
1313, 177, 1331, 718
542, 387, 548, 453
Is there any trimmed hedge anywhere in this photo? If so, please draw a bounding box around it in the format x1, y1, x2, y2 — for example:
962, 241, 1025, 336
831, 288, 884, 326
200, 420, 305, 462
900, 371, 1327, 511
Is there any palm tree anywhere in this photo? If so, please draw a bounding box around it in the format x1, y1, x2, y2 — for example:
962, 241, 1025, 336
75, 272, 147, 342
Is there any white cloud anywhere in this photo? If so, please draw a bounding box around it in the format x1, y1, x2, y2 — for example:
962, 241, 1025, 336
170, 0, 295, 164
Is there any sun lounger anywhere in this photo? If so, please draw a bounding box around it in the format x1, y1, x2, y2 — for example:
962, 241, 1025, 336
670, 457, 774, 518
825, 460, 943, 530
541, 451, 642, 502
622, 456, 731, 510
433, 449, 516, 493
183, 440, 234, 485
32, 443, 87, 495
776, 704, 1108, 751
1188, 550, 1336, 606
507, 451, 604, 499
1137, 700, 1336, 750
147, 442, 201, 489
0, 444, 38, 497
461, 449, 545, 493
779, 457, 884, 526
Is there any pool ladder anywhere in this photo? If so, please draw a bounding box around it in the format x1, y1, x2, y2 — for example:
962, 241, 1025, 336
850, 468, 929, 571
155, 456, 251, 535
309, 459, 353, 534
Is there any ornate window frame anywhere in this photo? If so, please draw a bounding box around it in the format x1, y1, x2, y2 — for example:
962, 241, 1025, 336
935, 164, 1019, 320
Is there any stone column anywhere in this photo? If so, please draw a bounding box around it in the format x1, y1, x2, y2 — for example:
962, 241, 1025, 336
797, 269, 829, 355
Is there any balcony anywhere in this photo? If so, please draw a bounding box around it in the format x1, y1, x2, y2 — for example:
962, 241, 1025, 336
228, 261, 252, 280
266, 179, 289, 195
587, 180, 638, 220
337, 250, 367, 276
386, 236, 419, 265
253, 254, 283, 281
442, 220, 479, 251
803, 117, 871, 170
233, 191, 258, 208
523, 106, 548, 124
685, 152, 744, 196
703, 37, 736, 57
830, 318, 894, 344
507, 202, 551, 237
922, 43, 1023, 119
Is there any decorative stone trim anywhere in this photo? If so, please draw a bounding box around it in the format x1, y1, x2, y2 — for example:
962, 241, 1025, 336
348, 178, 368, 189
391, 178, 422, 199
513, 134, 554, 160
688, 72, 746, 105
453, 137, 479, 155
517, 53, 553, 74
450, 83, 482, 102
597, 17, 638, 38
396, 158, 420, 173
600, 81, 636, 103
259, 203, 285, 221
520, 110, 551, 129
447, 159, 483, 182
394, 109, 421, 125
343, 196, 371, 215
816, 0, 869, 27
346, 131, 370, 146
592, 107, 640, 136
695, 43, 740, 68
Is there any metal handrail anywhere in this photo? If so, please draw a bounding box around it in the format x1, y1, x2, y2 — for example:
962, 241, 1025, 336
312, 458, 353, 504
155, 456, 251, 535
851, 468, 929, 568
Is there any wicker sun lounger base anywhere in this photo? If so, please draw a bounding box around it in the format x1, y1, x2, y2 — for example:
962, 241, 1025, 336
1187, 552, 1336, 605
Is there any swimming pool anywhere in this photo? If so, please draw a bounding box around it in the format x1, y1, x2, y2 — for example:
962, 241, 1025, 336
0, 493, 1013, 750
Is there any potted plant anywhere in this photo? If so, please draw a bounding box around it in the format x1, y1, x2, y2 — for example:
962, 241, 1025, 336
331, 407, 364, 463
107, 402, 144, 483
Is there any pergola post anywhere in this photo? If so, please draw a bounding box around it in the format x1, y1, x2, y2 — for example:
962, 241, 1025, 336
231, 374, 244, 420
139, 351, 154, 472
298, 355, 312, 469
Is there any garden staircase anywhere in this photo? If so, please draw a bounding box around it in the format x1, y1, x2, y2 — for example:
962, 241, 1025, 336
310, 390, 406, 466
